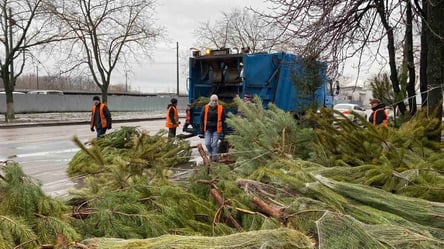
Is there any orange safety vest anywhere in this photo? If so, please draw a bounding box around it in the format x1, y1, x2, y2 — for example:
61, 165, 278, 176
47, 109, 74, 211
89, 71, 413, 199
165, 105, 179, 128
91, 103, 108, 128
203, 104, 223, 133
372, 109, 388, 127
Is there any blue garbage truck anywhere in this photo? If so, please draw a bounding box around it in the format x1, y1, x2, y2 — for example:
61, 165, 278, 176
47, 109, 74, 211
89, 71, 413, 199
184, 48, 334, 135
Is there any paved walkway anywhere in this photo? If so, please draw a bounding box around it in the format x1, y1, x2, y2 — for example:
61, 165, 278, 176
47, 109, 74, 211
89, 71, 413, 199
0, 112, 166, 128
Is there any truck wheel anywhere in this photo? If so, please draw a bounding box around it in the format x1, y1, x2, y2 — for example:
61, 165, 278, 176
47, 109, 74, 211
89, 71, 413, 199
218, 140, 229, 154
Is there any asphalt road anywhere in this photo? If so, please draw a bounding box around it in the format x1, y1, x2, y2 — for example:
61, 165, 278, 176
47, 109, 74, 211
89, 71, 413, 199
0, 120, 200, 196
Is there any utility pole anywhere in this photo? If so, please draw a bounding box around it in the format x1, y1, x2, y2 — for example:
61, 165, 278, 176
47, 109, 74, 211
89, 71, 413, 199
125, 70, 128, 92
36, 65, 39, 89
176, 41, 179, 96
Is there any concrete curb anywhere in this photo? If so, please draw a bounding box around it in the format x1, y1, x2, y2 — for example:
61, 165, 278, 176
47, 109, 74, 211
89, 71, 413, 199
0, 117, 166, 128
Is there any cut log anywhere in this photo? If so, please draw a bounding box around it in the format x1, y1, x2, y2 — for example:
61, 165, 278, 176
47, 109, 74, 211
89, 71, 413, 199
252, 196, 287, 224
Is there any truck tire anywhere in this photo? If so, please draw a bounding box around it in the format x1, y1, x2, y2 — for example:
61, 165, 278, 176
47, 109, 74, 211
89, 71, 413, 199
218, 139, 229, 154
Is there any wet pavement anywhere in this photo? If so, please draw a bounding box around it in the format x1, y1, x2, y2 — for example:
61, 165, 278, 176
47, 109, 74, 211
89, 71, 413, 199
0, 113, 202, 196
0, 112, 165, 128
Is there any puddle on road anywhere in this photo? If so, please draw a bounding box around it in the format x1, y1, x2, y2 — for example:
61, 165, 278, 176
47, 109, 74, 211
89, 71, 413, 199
170, 161, 199, 183
14, 148, 80, 158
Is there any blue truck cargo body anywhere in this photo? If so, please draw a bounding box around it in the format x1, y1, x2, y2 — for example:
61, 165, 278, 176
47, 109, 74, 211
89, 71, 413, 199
186, 49, 333, 135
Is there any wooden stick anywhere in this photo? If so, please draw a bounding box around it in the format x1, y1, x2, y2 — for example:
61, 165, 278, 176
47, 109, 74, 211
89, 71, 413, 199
252, 196, 284, 220
198, 179, 243, 231
209, 189, 243, 231
196, 177, 218, 189
196, 143, 210, 172
210, 188, 225, 207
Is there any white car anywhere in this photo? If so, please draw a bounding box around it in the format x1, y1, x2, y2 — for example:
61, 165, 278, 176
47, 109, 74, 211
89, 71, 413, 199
27, 90, 64, 95
0, 91, 25, 94
333, 103, 367, 123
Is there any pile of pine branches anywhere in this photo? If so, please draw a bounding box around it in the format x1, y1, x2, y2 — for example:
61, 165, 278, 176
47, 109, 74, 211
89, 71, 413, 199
0, 162, 79, 249
1, 97, 444, 248
214, 97, 444, 248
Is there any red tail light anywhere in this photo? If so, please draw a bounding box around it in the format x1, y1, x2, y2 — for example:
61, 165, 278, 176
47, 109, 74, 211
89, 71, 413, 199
342, 110, 351, 114
186, 109, 191, 122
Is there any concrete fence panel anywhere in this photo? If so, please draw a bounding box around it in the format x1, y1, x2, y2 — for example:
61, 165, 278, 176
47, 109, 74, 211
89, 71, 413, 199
0, 94, 188, 113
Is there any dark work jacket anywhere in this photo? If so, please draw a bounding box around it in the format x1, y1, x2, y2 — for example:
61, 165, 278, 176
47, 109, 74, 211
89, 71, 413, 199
369, 103, 387, 126
93, 103, 112, 129
200, 104, 226, 133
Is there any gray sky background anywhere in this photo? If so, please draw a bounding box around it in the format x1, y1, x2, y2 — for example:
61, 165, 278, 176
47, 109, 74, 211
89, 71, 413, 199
114, 0, 261, 94
113, 0, 384, 94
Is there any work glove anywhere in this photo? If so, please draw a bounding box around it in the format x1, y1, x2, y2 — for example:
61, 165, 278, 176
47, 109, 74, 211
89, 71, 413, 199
107, 124, 112, 129
90, 127, 95, 132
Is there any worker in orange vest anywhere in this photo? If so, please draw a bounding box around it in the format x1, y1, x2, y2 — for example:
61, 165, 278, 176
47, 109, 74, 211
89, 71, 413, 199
200, 94, 226, 162
166, 98, 180, 138
90, 96, 112, 137
369, 98, 388, 127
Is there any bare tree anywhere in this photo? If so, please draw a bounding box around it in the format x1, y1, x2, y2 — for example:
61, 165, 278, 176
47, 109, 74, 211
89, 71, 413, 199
424, 0, 444, 140
403, 0, 416, 116
262, 0, 444, 136
0, 0, 67, 121
47, 0, 163, 103
194, 8, 285, 53
375, 0, 408, 114
260, 0, 411, 112
418, 0, 428, 108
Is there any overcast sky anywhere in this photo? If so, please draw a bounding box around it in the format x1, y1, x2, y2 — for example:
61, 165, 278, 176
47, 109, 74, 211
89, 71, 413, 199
114, 0, 262, 94
114, 0, 383, 94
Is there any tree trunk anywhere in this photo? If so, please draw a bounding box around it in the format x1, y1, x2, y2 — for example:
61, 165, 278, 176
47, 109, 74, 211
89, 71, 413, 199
426, 0, 444, 141
101, 85, 108, 104
2, 73, 15, 121
5, 98, 15, 121
375, 0, 406, 114
419, 0, 428, 108
405, 0, 416, 116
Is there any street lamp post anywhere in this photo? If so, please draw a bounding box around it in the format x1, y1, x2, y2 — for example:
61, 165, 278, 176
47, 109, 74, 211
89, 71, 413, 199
176, 41, 179, 96
36, 65, 39, 89
125, 70, 128, 92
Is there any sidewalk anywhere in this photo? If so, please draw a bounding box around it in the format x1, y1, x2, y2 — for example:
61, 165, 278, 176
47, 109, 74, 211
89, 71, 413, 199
0, 112, 166, 128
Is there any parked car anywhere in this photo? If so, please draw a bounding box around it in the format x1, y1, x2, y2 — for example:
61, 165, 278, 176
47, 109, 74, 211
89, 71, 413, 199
0, 91, 25, 94
333, 103, 367, 123
27, 90, 64, 95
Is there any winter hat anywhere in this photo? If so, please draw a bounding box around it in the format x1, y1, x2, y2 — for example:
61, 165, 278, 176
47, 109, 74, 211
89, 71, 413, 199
93, 96, 100, 101
171, 98, 178, 104
370, 98, 380, 104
